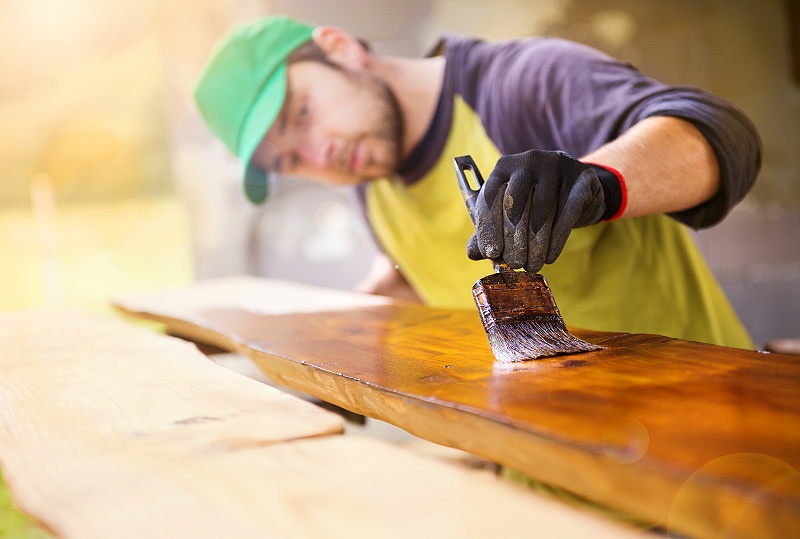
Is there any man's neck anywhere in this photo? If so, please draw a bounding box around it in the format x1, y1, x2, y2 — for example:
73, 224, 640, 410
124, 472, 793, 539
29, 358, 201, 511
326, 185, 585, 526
367, 55, 446, 160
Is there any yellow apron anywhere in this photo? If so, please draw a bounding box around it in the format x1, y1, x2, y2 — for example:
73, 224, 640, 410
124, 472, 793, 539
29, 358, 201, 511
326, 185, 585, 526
366, 96, 753, 349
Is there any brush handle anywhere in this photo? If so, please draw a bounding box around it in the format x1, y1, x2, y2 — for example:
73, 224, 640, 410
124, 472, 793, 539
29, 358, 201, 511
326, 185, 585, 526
454, 155, 512, 274
454, 155, 483, 227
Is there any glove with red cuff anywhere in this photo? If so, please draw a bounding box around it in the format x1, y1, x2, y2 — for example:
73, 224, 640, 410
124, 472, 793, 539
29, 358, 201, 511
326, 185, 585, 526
466, 149, 627, 273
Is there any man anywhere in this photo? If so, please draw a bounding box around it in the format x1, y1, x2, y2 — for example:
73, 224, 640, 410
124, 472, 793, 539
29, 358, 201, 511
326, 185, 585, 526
194, 16, 761, 348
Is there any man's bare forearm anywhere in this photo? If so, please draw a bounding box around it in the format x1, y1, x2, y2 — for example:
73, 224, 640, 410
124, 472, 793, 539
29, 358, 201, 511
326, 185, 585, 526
582, 116, 720, 219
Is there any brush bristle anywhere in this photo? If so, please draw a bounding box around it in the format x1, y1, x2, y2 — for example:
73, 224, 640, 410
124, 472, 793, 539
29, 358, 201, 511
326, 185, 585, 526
486, 318, 604, 363
471, 271, 604, 362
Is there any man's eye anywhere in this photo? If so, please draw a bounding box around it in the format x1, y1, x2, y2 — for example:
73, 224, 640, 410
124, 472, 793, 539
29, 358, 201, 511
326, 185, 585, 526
271, 154, 282, 172
297, 103, 308, 121
289, 152, 300, 169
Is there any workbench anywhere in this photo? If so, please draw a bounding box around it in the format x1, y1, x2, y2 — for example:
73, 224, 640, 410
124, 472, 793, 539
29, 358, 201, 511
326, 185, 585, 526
2, 275, 798, 538
0, 304, 641, 538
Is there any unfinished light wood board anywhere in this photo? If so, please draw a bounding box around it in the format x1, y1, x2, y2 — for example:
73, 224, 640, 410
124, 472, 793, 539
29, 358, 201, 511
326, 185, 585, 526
116, 276, 800, 539
0, 308, 343, 536
0, 308, 644, 539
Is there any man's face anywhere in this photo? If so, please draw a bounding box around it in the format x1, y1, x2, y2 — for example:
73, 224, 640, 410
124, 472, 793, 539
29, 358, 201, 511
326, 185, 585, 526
252, 60, 404, 186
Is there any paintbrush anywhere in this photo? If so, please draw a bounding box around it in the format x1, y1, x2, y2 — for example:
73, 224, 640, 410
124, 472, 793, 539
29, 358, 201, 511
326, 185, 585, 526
454, 155, 604, 363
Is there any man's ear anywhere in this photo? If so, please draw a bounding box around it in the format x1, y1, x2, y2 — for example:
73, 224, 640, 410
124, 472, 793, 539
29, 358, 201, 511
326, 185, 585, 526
311, 26, 368, 69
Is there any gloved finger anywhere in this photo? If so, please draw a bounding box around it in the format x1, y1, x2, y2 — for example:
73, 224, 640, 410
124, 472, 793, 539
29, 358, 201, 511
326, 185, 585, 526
479, 163, 510, 209
545, 172, 603, 264
501, 167, 535, 226
526, 157, 560, 234
501, 190, 531, 268
473, 183, 507, 259
570, 170, 605, 228
523, 161, 559, 272
466, 233, 483, 260
524, 199, 556, 272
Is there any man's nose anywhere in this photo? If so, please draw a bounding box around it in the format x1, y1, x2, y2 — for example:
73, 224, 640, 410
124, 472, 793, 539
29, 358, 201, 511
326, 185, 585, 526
297, 135, 333, 169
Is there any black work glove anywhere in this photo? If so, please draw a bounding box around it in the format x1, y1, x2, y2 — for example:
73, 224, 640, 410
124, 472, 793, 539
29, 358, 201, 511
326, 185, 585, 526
467, 149, 625, 272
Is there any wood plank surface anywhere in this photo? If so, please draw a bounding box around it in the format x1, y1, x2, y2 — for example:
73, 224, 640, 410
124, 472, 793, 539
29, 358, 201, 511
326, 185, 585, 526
115, 276, 800, 539
0, 307, 644, 539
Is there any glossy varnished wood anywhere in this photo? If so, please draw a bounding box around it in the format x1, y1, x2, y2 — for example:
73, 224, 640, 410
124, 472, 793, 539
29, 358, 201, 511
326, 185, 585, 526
115, 277, 800, 539
1, 308, 645, 538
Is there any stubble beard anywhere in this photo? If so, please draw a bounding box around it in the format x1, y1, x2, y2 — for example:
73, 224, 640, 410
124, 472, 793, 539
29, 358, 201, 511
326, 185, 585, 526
350, 70, 404, 179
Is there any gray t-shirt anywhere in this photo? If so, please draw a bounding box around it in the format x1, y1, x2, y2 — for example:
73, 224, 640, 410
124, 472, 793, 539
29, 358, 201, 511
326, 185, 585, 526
393, 35, 761, 229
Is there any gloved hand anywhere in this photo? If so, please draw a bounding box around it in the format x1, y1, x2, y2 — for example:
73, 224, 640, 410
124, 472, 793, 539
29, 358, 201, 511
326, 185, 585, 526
467, 149, 625, 272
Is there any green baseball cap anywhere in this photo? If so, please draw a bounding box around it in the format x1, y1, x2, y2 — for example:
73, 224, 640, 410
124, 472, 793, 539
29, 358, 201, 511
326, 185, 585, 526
194, 16, 315, 204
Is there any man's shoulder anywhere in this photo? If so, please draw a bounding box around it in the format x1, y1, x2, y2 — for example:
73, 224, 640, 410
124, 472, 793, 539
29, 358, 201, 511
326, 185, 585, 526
439, 34, 613, 63
440, 34, 622, 97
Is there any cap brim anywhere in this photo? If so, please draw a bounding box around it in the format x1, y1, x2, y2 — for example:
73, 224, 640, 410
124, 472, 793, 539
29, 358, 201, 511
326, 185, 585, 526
243, 162, 269, 204
239, 62, 288, 205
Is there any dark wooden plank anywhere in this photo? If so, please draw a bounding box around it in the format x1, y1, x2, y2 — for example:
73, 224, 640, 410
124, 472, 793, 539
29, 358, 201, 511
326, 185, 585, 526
115, 277, 800, 539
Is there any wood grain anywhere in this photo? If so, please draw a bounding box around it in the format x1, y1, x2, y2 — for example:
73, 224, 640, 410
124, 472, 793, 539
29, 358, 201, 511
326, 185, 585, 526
115, 276, 800, 539
0, 307, 645, 538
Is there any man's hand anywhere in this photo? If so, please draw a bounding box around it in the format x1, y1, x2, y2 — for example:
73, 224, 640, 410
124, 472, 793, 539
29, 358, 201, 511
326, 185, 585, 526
466, 149, 624, 272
